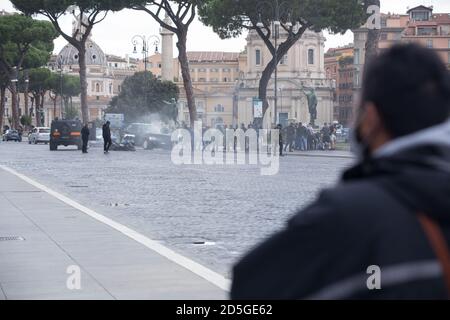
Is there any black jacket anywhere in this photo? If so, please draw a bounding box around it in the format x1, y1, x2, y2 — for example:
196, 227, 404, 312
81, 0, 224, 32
102, 124, 111, 139
231, 121, 450, 299
81, 126, 90, 140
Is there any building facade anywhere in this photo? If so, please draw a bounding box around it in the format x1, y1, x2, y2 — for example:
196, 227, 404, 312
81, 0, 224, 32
353, 5, 450, 91
165, 28, 334, 128
325, 45, 354, 126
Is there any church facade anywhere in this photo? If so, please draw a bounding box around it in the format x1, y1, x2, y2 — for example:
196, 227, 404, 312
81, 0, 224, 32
158, 26, 335, 128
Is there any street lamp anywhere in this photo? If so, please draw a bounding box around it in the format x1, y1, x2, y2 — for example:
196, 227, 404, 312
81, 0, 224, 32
256, 0, 293, 125
131, 35, 161, 73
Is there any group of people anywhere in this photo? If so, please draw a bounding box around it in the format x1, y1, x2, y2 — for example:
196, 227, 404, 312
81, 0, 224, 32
80, 121, 112, 154
279, 122, 339, 155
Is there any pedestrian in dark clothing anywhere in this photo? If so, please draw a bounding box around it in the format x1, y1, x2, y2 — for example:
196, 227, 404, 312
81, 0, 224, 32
231, 44, 450, 299
285, 123, 296, 152
81, 123, 90, 154
277, 124, 283, 156
102, 121, 112, 153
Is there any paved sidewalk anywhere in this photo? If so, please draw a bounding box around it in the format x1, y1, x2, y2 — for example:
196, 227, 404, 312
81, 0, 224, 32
0, 168, 228, 300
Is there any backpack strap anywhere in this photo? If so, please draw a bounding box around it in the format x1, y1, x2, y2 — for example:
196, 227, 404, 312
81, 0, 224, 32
418, 213, 450, 298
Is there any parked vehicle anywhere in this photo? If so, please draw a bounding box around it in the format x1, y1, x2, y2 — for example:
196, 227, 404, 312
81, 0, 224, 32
2, 130, 21, 142
50, 120, 82, 151
142, 133, 172, 150
124, 123, 154, 146
28, 127, 50, 144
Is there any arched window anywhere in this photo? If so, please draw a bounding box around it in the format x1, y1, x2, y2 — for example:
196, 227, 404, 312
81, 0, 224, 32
96, 83, 100, 93
109, 83, 113, 94
308, 49, 314, 65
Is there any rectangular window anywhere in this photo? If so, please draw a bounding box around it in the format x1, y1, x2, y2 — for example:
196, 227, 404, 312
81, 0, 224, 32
418, 27, 437, 36
354, 49, 360, 65
448, 52, 450, 64
448, 40, 450, 48
412, 11, 429, 21
255, 49, 261, 66
308, 49, 314, 65
380, 33, 387, 41
280, 54, 288, 65
427, 39, 433, 48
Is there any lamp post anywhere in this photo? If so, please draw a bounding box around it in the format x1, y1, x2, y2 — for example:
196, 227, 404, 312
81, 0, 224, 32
24, 70, 29, 118
256, 0, 292, 125
131, 35, 161, 73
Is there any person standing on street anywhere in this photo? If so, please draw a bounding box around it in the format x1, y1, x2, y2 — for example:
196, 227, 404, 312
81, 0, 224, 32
231, 43, 450, 299
285, 123, 296, 152
81, 123, 90, 154
102, 121, 112, 154
277, 124, 284, 157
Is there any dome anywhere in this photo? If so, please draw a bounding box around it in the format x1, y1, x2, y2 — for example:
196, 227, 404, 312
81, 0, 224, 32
57, 40, 107, 66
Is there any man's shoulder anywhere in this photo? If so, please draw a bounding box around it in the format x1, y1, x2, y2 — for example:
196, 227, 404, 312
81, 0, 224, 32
289, 179, 403, 229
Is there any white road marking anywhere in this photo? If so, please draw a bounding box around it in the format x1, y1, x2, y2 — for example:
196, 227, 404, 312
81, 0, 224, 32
0, 164, 231, 292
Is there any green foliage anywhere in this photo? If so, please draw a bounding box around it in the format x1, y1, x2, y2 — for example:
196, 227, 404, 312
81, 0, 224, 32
27, 68, 52, 96
20, 114, 32, 126
12, 0, 133, 16
199, 0, 366, 38
107, 71, 179, 122
63, 74, 81, 98
65, 105, 80, 120
0, 14, 57, 70
0, 69, 9, 89
46, 73, 80, 98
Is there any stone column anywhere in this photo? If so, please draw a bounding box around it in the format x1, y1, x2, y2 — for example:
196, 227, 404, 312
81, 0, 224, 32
160, 14, 174, 81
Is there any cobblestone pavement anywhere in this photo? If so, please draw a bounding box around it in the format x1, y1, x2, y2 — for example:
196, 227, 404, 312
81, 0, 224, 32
0, 141, 354, 277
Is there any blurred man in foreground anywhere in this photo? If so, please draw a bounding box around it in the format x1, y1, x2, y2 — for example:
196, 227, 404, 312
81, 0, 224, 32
231, 44, 450, 299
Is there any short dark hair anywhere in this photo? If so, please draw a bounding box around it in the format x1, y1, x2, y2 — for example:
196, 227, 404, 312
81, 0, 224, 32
361, 43, 450, 137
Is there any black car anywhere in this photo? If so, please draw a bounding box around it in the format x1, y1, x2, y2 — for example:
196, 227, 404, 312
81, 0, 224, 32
124, 123, 154, 146
2, 130, 21, 142
142, 133, 172, 150
50, 120, 82, 151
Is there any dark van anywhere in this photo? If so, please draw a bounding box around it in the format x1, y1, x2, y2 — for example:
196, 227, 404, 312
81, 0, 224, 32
50, 120, 82, 151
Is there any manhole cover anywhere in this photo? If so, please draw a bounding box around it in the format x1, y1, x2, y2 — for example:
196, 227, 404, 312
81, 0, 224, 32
0, 236, 25, 241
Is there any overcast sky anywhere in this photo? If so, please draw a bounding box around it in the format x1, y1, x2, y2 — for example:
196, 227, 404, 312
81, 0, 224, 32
1, 0, 450, 59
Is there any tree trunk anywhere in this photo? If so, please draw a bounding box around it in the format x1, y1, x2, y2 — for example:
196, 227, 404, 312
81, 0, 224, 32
52, 96, 57, 121
259, 59, 277, 117
78, 47, 89, 124
10, 85, 19, 129
34, 94, 40, 126
0, 86, 5, 133
176, 30, 197, 127
364, 0, 381, 68
24, 83, 29, 118
259, 41, 294, 117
